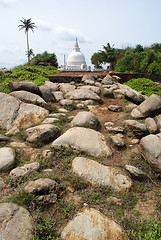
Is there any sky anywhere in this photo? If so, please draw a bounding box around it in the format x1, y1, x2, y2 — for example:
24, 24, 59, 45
1, 0, 161, 69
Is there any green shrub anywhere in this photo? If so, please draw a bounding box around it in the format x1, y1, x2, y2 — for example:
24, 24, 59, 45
124, 78, 161, 97
0, 65, 61, 93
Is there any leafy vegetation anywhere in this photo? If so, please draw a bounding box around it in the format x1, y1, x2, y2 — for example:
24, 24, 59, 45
33, 215, 60, 240
124, 78, 161, 96
91, 42, 161, 74
30, 51, 58, 67
0, 65, 61, 93
126, 218, 161, 240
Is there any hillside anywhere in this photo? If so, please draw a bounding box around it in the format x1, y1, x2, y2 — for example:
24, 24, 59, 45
0, 73, 160, 240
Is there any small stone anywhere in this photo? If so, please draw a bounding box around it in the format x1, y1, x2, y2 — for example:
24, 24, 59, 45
9, 142, 27, 148
42, 118, 60, 124
125, 164, 146, 179
107, 196, 123, 206
108, 105, 123, 112
76, 103, 85, 109
9, 162, 40, 180
24, 178, 58, 194
36, 193, 57, 204
42, 150, 53, 159
0, 134, 9, 141
130, 139, 140, 145
111, 135, 125, 147
58, 108, 69, 113
0, 178, 5, 189
60, 99, 74, 106
0, 147, 15, 172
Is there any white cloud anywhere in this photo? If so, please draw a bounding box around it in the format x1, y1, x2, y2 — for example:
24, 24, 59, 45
0, 0, 17, 6
55, 26, 91, 43
33, 19, 52, 31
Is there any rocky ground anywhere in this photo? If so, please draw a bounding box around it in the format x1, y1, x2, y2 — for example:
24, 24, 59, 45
0, 74, 161, 239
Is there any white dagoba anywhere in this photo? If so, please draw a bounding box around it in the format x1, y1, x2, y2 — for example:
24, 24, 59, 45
65, 38, 90, 71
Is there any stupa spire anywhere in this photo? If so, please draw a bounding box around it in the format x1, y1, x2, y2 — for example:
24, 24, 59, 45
73, 37, 80, 52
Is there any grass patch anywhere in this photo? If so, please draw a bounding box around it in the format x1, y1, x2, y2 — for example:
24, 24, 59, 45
33, 215, 60, 240
10, 189, 35, 207
126, 218, 161, 240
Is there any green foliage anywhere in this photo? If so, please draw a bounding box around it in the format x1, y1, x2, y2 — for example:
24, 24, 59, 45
92, 42, 161, 73
31, 51, 58, 67
11, 189, 35, 207
127, 218, 161, 240
124, 78, 161, 96
91, 52, 104, 68
91, 43, 120, 70
0, 65, 60, 93
33, 215, 60, 240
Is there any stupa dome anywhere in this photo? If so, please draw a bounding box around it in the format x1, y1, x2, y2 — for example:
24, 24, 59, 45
66, 38, 87, 70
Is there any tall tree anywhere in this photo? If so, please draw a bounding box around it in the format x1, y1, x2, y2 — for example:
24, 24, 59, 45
18, 18, 37, 62
100, 43, 118, 70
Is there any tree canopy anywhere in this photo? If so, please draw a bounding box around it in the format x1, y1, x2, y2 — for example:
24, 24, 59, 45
30, 51, 58, 67
91, 43, 161, 74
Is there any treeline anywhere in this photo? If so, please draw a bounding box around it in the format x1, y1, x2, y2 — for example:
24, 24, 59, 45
91, 43, 161, 74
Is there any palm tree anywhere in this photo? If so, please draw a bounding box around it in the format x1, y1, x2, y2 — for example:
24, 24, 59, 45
26, 48, 35, 60
18, 18, 37, 62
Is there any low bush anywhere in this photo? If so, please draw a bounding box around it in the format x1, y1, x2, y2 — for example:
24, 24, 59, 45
124, 78, 161, 97
0, 65, 61, 93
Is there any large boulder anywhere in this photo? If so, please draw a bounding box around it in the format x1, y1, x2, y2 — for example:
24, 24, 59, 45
72, 157, 132, 191
71, 111, 100, 130
9, 80, 40, 94
78, 86, 101, 95
59, 83, 76, 93
52, 91, 64, 101
102, 75, 114, 85
139, 134, 161, 172
102, 88, 114, 98
0, 93, 49, 130
52, 127, 112, 158
25, 124, 61, 143
60, 99, 74, 106
66, 89, 101, 102
10, 90, 46, 105
0, 92, 21, 130
124, 90, 146, 104
145, 117, 158, 134
39, 85, 55, 102
0, 147, 15, 172
0, 203, 33, 240
61, 207, 127, 240
13, 102, 49, 129
124, 120, 147, 138
44, 81, 59, 91
81, 74, 95, 82
155, 114, 161, 132
131, 94, 161, 118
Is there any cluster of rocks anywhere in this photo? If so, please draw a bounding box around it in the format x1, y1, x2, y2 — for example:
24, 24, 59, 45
0, 73, 161, 239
